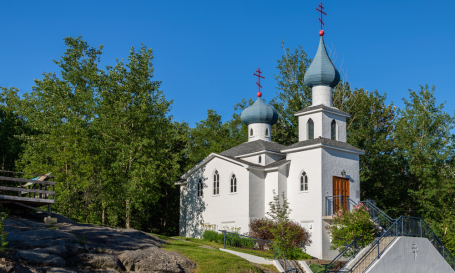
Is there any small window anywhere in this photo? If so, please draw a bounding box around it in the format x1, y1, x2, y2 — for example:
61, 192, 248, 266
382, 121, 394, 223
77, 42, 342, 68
250, 128, 253, 136
259, 156, 262, 163
230, 174, 237, 193
300, 172, 308, 191
198, 179, 204, 197
307, 119, 314, 140
265, 128, 269, 136
213, 170, 219, 195
331, 120, 336, 140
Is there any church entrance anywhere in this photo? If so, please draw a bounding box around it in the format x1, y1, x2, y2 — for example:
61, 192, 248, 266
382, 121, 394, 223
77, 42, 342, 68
333, 176, 349, 211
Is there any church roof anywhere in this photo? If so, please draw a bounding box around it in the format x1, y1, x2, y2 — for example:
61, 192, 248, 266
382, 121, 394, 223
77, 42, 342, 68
241, 98, 278, 125
220, 140, 286, 157
303, 36, 340, 88
282, 137, 364, 153
294, 104, 350, 117
225, 157, 290, 169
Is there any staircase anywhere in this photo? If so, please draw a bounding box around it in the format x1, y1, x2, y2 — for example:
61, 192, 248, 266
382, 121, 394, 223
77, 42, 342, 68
324, 199, 455, 272
347, 236, 395, 273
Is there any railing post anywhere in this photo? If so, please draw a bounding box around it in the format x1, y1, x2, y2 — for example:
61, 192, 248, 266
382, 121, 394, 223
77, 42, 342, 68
420, 219, 422, 238
223, 230, 226, 249
401, 218, 403, 236
353, 242, 356, 258
325, 264, 327, 273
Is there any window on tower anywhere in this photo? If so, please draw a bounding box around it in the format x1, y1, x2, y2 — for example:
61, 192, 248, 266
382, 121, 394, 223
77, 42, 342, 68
230, 174, 237, 193
197, 179, 204, 197
265, 128, 269, 136
250, 128, 253, 136
307, 119, 314, 140
213, 170, 219, 195
259, 155, 262, 163
300, 172, 308, 192
331, 120, 337, 140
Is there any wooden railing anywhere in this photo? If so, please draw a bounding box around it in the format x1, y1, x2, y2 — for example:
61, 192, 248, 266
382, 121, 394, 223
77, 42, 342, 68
0, 170, 56, 213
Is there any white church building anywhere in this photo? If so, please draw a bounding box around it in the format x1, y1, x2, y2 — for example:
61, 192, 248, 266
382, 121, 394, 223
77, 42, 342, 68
176, 33, 364, 260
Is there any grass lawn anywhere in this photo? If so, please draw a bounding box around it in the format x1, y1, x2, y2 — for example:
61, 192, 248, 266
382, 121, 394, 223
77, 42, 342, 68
152, 234, 278, 273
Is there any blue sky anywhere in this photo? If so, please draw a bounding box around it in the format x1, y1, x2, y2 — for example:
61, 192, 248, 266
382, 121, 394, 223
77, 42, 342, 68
1, 0, 454, 127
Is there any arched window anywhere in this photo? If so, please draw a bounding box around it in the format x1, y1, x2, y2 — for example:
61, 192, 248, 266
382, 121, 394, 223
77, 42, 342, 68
307, 119, 314, 140
213, 170, 219, 195
258, 155, 262, 163
250, 128, 253, 136
198, 179, 204, 197
331, 120, 337, 140
300, 172, 308, 191
230, 174, 237, 193
265, 128, 269, 136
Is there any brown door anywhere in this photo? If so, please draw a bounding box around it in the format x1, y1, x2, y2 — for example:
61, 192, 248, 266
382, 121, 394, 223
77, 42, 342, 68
333, 176, 350, 211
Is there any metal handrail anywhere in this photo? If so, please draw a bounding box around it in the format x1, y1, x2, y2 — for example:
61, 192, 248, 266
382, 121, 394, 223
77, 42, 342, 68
360, 200, 395, 231
325, 195, 357, 216
332, 216, 455, 273
324, 239, 360, 272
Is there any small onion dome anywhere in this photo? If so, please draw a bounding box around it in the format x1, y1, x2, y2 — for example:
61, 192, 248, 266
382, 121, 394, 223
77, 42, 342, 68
304, 36, 340, 88
241, 98, 278, 125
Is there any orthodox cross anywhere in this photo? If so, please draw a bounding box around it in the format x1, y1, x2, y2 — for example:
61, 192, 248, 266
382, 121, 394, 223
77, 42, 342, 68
316, 3, 327, 30
254, 68, 265, 97
412, 243, 418, 261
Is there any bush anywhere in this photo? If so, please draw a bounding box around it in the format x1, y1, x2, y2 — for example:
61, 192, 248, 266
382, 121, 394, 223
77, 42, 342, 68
225, 233, 255, 249
309, 263, 325, 273
202, 230, 218, 242
249, 218, 311, 248
216, 233, 224, 244
287, 247, 312, 260
325, 203, 381, 252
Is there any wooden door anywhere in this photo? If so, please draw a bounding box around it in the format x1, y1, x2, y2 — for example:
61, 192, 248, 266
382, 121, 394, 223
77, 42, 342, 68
333, 176, 350, 211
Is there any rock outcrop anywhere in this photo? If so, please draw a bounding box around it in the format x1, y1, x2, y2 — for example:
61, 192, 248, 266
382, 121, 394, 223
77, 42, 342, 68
0, 213, 195, 273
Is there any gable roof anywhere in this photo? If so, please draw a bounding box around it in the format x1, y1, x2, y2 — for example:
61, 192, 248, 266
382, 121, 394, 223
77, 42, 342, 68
282, 137, 364, 154
294, 104, 350, 117
220, 140, 287, 157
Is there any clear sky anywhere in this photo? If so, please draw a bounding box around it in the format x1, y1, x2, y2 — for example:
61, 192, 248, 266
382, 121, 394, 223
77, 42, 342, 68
1, 0, 454, 127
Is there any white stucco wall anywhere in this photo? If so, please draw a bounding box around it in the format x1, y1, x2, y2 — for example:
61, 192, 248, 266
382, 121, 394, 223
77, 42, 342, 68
179, 157, 251, 237
285, 148, 323, 258
241, 152, 285, 166
249, 169, 265, 221
365, 237, 453, 273
264, 170, 279, 216
312, 86, 332, 106
298, 110, 347, 142
321, 148, 360, 260
248, 123, 271, 142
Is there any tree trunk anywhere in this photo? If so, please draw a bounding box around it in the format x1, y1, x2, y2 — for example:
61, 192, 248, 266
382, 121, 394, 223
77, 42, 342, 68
102, 203, 105, 226
126, 199, 130, 229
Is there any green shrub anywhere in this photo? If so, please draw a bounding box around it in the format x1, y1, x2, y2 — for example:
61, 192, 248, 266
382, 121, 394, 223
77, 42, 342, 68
202, 230, 218, 242
287, 247, 312, 260
225, 233, 256, 249
0, 210, 8, 252
309, 263, 325, 273
325, 203, 380, 252
216, 233, 224, 244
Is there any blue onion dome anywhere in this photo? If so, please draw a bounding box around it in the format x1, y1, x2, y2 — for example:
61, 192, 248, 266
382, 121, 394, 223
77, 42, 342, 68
304, 36, 340, 88
241, 98, 278, 125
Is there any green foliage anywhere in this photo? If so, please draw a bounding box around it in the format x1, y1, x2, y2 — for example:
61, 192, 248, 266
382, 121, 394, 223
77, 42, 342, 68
187, 109, 245, 170
309, 263, 325, 273
0, 87, 30, 171
287, 247, 312, 260
10, 36, 185, 234
73, 232, 86, 245
326, 203, 380, 252
202, 230, 219, 242
266, 190, 307, 259
0, 210, 8, 252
